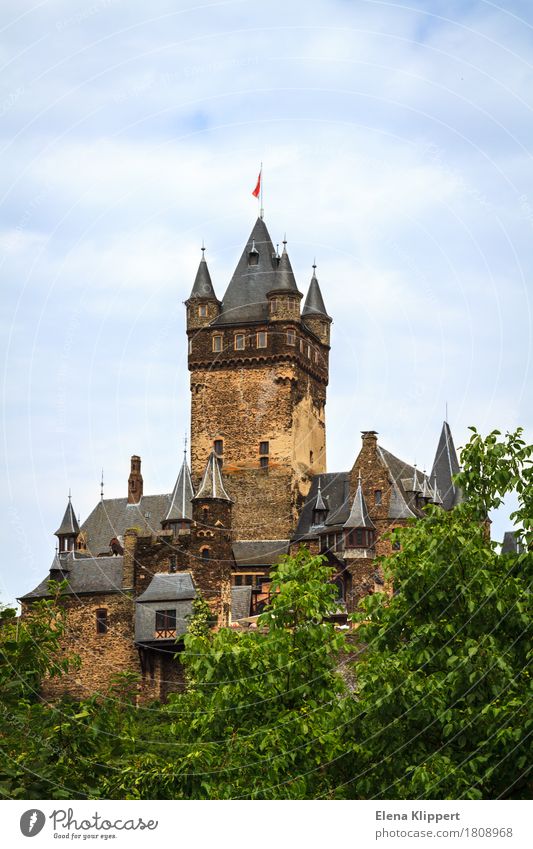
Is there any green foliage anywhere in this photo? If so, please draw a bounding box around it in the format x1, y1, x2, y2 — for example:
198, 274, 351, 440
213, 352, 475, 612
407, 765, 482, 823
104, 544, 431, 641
345, 427, 532, 799
1, 429, 530, 800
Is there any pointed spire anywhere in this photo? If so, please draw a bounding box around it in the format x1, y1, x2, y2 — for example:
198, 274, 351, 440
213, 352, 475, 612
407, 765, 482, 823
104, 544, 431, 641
421, 470, 432, 501
187, 247, 218, 301
314, 477, 327, 512
431, 421, 462, 510
194, 451, 232, 502
302, 265, 330, 318
55, 496, 80, 537
268, 241, 300, 295
217, 218, 280, 324
344, 473, 375, 529
431, 473, 443, 506
388, 480, 416, 519
164, 455, 195, 523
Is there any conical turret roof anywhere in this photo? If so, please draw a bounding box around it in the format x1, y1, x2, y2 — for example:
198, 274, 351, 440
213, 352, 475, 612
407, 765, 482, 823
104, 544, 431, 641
431, 421, 462, 511
54, 496, 80, 537
215, 218, 279, 325
188, 253, 218, 301
164, 456, 195, 522
302, 268, 330, 319
314, 477, 327, 512
268, 246, 300, 295
344, 475, 375, 529
194, 451, 232, 501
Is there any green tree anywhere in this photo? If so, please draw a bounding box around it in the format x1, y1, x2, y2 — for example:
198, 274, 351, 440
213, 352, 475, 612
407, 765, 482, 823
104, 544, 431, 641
345, 427, 532, 799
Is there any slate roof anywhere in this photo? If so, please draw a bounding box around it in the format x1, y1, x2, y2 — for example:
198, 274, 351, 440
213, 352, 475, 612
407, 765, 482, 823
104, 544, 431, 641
164, 457, 194, 522
293, 472, 351, 539
344, 476, 375, 529
430, 421, 462, 511
194, 451, 232, 501
387, 480, 417, 520
232, 540, 289, 567
188, 254, 218, 301
20, 552, 124, 600
214, 217, 281, 325
302, 270, 330, 319
80, 494, 172, 556
231, 585, 253, 621
378, 447, 426, 518
136, 572, 196, 603
55, 497, 80, 536
501, 531, 524, 554
268, 247, 300, 295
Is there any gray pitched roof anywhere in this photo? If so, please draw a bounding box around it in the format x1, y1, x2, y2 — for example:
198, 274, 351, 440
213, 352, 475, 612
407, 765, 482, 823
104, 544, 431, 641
377, 447, 425, 517
55, 497, 80, 536
136, 572, 196, 602
501, 531, 524, 554
164, 457, 194, 522
344, 476, 375, 529
430, 421, 462, 511
267, 247, 300, 295
232, 540, 289, 567
293, 472, 351, 539
231, 585, 253, 621
20, 552, 124, 600
80, 493, 172, 556
387, 480, 416, 520
302, 271, 330, 319
188, 255, 218, 301
214, 217, 280, 325
194, 451, 232, 501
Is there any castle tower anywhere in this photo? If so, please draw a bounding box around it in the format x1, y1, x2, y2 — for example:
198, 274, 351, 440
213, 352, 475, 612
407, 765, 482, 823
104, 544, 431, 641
187, 218, 330, 540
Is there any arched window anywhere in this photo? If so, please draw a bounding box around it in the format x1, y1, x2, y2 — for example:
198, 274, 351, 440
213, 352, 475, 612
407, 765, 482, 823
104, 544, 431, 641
200, 547, 210, 561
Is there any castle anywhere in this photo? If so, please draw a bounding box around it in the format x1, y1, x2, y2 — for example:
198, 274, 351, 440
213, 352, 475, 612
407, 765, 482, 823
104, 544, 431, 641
20, 216, 463, 701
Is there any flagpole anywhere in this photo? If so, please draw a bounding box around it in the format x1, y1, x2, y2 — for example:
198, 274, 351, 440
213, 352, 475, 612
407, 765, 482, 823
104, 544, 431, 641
259, 162, 264, 219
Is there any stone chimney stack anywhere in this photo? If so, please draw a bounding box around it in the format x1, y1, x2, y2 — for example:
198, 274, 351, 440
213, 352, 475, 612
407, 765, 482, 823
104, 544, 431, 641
128, 455, 143, 504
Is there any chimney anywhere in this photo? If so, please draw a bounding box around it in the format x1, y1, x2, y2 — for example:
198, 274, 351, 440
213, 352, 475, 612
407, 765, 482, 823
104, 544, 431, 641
128, 455, 143, 504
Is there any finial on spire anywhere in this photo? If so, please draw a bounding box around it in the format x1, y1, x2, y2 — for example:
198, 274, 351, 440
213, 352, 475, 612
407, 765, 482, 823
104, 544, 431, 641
100, 469, 104, 500
358, 470, 362, 485
312, 258, 316, 271
201, 240, 206, 258
183, 433, 188, 460
282, 233, 287, 247
445, 400, 449, 422
68, 488, 71, 501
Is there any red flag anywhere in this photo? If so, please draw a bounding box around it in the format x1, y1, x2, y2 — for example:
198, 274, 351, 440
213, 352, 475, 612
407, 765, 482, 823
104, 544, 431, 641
252, 170, 261, 198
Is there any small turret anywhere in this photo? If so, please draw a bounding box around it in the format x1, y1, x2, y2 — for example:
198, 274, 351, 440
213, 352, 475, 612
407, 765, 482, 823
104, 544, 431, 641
343, 473, 375, 552
186, 247, 221, 332
302, 264, 332, 345
267, 239, 302, 322
162, 453, 195, 534
54, 494, 80, 553
311, 477, 328, 526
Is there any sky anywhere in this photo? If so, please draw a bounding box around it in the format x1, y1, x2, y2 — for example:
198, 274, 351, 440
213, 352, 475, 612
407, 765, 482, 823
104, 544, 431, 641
1, 0, 532, 606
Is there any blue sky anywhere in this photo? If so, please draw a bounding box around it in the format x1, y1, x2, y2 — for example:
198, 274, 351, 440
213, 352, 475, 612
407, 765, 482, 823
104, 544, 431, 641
1, 0, 532, 606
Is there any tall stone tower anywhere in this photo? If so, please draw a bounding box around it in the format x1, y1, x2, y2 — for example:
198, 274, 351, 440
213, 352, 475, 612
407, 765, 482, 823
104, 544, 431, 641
186, 217, 331, 540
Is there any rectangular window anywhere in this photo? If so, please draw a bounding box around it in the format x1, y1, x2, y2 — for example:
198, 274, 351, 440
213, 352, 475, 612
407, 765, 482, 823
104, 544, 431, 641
256, 331, 267, 348
234, 334, 245, 350
212, 335, 222, 352
260, 456, 269, 469
259, 441, 269, 455
270, 298, 277, 313
299, 339, 304, 353
214, 439, 224, 456
307, 345, 311, 359
287, 329, 296, 346
198, 304, 207, 317
96, 608, 108, 634
375, 490, 382, 506
234, 574, 243, 586
155, 609, 177, 632
188, 340, 192, 355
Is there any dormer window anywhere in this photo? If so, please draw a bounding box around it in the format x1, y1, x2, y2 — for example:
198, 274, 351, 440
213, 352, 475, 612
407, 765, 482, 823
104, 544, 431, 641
248, 240, 259, 266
